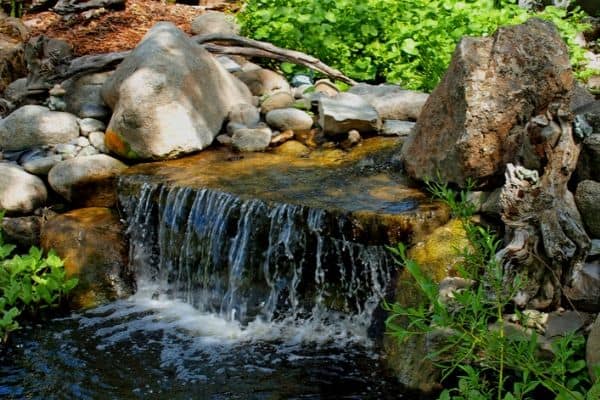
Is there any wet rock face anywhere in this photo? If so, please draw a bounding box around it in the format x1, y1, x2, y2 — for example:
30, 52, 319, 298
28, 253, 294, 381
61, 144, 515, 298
102, 22, 252, 160
40, 207, 132, 310
401, 19, 573, 188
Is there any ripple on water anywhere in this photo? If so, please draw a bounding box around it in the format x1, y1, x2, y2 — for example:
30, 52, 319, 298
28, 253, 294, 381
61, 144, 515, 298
0, 289, 407, 400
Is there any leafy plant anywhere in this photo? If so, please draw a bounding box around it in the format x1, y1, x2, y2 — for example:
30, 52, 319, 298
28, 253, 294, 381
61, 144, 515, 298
239, 0, 592, 91
0, 211, 77, 344
385, 182, 600, 399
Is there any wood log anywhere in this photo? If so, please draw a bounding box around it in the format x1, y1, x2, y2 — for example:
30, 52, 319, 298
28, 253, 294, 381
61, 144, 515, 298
497, 107, 591, 309
194, 33, 357, 85
24, 34, 356, 93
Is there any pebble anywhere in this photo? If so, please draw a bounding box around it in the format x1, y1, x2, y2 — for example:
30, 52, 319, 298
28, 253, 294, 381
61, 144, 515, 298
78, 118, 106, 137
89, 131, 108, 153
22, 155, 63, 175
77, 145, 99, 157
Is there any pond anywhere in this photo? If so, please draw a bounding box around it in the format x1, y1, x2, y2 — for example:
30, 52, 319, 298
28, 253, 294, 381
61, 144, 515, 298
1, 284, 408, 400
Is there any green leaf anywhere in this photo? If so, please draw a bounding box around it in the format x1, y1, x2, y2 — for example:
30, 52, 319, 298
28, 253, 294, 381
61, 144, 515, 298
401, 38, 419, 55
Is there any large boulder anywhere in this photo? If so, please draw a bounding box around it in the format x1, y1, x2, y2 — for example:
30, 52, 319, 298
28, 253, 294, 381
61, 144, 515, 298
102, 22, 252, 160
0, 164, 47, 214
40, 207, 133, 309
401, 19, 573, 188
0, 105, 80, 151
48, 154, 127, 207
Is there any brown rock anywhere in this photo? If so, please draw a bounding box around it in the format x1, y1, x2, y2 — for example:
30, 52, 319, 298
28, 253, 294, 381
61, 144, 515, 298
0, 17, 28, 95
40, 207, 133, 309
401, 19, 573, 188
0, 215, 41, 249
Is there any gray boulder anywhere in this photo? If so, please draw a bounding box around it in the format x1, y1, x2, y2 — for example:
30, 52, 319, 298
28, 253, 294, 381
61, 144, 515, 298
349, 83, 428, 121
191, 11, 239, 36
102, 22, 251, 160
266, 108, 313, 132
381, 120, 415, 136
0, 164, 47, 214
232, 126, 272, 152
48, 154, 127, 206
0, 105, 80, 151
318, 93, 381, 136
22, 154, 63, 175
575, 180, 600, 238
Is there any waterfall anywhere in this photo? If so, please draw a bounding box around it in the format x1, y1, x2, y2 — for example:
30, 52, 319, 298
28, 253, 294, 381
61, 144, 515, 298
119, 180, 394, 334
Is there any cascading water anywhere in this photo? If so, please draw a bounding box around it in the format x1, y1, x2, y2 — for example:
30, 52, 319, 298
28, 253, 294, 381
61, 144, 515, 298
120, 180, 394, 343
0, 139, 447, 398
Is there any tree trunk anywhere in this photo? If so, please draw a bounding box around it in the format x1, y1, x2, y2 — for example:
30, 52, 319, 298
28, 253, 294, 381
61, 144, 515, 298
497, 107, 591, 309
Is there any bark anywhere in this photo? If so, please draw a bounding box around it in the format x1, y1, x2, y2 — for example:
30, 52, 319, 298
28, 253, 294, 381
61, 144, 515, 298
497, 107, 591, 309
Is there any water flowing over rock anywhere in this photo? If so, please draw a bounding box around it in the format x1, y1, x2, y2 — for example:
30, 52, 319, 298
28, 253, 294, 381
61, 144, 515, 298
102, 22, 252, 160
0, 105, 80, 151
117, 138, 450, 325
401, 19, 573, 188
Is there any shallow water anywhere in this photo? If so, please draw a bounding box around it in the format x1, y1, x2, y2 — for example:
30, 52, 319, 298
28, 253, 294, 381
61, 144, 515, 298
0, 287, 407, 400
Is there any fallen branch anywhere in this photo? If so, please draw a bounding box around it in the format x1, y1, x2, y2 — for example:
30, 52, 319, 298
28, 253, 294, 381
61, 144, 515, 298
24, 33, 356, 93
194, 33, 357, 85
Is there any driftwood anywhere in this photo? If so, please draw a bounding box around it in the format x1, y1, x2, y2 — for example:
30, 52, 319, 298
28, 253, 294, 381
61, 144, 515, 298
194, 33, 358, 85
496, 106, 591, 309
22, 33, 356, 94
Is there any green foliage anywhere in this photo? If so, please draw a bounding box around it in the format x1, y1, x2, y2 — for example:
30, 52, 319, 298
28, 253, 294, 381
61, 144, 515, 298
238, 0, 591, 91
0, 211, 77, 343
384, 182, 599, 399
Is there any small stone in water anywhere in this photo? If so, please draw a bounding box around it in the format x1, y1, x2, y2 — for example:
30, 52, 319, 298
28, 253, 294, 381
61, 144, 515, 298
89, 131, 108, 153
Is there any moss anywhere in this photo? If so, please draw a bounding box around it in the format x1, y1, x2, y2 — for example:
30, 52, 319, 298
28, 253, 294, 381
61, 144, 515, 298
105, 130, 140, 160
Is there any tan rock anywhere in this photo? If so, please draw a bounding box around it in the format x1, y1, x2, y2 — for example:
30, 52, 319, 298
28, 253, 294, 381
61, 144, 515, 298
402, 19, 573, 188
41, 207, 132, 309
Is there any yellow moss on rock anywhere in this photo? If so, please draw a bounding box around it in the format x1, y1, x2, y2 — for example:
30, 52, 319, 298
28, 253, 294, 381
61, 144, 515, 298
408, 218, 470, 283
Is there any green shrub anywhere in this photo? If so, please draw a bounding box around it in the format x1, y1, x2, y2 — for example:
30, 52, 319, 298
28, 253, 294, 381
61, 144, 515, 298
0, 211, 77, 343
238, 0, 592, 91
385, 181, 600, 399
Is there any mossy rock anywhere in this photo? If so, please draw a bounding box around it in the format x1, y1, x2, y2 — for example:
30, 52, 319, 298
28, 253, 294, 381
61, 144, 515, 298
40, 207, 133, 309
385, 218, 469, 391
